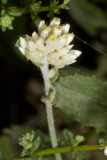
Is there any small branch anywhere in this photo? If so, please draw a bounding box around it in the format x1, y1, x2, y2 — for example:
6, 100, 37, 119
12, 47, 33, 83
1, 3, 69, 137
1, 7, 25, 16
1, 4, 65, 16
34, 144, 105, 156
14, 144, 106, 160
40, 4, 64, 12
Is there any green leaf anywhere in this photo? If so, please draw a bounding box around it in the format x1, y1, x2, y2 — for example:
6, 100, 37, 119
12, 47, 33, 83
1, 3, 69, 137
68, 132, 76, 146
68, 0, 107, 35
54, 9, 60, 15
1, 26, 6, 32
76, 151, 83, 160
7, 24, 13, 30
8, 7, 24, 16
47, 11, 54, 19
49, 68, 59, 83
1, 0, 7, 5
50, 0, 58, 5
96, 55, 107, 80
41, 87, 57, 105
99, 139, 107, 146
64, 0, 70, 4
34, 137, 41, 151
31, 14, 41, 27
32, 60, 44, 67
83, 129, 100, 140
3, 125, 32, 139
55, 74, 107, 131
63, 129, 70, 142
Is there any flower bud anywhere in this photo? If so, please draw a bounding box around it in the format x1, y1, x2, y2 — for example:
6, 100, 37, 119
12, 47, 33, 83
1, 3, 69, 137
40, 27, 51, 39
53, 26, 63, 36
63, 24, 70, 33
32, 32, 39, 41
49, 17, 60, 26
28, 41, 36, 51
19, 37, 27, 49
104, 147, 107, 156
66, 33, 74, 45
38, 20, 46, 32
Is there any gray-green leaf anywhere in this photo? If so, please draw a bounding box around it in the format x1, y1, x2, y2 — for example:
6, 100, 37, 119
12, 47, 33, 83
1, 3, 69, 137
55, 74, 107, 131
34, 137, 41, 151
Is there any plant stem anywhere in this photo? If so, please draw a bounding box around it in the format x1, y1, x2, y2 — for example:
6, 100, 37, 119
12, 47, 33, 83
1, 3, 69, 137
40, 56, 62, 160
1, 4, 65, 16
40, 4, 64, 12
1, 7, 25, 16
34, 145, 105, 156
14, 144, 106, 160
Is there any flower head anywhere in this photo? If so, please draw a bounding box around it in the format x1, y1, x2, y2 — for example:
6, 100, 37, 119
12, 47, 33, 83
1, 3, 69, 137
104, 146, 107, 156
16, 17, 82, 68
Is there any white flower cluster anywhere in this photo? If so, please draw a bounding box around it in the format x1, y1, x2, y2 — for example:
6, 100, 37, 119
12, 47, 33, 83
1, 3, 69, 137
16, 17, 81, 68
104, 146, 107, 156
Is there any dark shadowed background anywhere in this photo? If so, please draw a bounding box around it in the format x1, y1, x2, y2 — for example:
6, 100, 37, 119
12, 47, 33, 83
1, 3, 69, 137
0, 0, 107, 159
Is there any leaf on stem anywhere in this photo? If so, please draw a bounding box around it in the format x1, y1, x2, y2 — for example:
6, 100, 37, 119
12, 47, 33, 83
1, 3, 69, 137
55, 74, 107, 131
31, 14, 41, 27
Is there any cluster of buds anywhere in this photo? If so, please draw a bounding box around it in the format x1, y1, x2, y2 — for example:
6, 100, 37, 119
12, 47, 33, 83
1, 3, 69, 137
0, 10, 14, 32
16, 17, 81, 68
19, 131, 35, 150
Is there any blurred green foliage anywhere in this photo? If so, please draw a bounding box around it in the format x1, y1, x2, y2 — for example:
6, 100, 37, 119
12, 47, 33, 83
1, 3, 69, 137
68, 0, 107, 36
0, 136, 16, 160
0, 0, 107, 160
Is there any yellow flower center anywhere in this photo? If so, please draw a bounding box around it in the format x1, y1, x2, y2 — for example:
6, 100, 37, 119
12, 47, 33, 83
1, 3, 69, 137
53, 17, 60, 23
50, 35, 57, 41
63, 34, 68, 39
55, 26, 62, 30
70, 33, 75, 37
44, 27, 51, 32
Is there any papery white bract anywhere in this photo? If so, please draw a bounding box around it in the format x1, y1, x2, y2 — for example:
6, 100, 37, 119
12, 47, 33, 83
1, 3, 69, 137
16, 17, 82, 68
104, 146, 107, 156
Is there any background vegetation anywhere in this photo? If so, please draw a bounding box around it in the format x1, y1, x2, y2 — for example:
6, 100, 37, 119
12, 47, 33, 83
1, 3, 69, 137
0, 0, 107, 160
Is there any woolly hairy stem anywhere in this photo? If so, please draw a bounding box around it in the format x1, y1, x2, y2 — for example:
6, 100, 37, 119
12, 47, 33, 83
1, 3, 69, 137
40, 56, 62, 160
